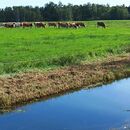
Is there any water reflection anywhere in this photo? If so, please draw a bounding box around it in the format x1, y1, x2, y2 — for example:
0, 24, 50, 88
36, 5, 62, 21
110, 121, 130, 130
0, 78, 130, 130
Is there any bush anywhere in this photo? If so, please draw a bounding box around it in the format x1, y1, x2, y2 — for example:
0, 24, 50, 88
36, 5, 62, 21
50, 54, 86, 66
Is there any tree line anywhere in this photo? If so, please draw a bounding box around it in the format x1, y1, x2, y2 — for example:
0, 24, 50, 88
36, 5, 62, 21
0, 2, 130, 22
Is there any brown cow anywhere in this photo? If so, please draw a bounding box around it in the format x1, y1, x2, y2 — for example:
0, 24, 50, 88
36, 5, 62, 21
58, 22, 68, 28
22, 22, 33, 28
97, 22, 106, 28
48, 22, 57, 28
4, 23, 15, 28
68, 23, 78, 28
75, 22, 86, 28
34, 22, 46, 28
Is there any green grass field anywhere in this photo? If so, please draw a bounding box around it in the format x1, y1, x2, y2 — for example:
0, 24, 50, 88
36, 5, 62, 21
0, 20, 130, 74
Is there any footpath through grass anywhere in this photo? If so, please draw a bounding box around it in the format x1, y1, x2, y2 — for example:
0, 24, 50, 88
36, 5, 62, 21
0, 20, 130, 74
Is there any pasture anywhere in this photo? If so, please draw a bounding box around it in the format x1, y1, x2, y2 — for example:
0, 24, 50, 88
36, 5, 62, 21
0, 20, 130, 74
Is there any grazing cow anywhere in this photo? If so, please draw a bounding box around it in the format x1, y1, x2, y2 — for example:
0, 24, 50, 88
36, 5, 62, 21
4, 23, 15, 28
97, 22, 106, 28
58, 22, 69, 28
48, 22, 57, 28
75, 22, 86, 28
34, 22, 46, 28
68, 23, 78, 28
58, 22, 62, 28
22, 22, 33, 28
15, 22, 22, 27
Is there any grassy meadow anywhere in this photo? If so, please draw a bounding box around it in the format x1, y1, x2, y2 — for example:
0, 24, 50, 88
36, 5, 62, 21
0, 20, 130, 74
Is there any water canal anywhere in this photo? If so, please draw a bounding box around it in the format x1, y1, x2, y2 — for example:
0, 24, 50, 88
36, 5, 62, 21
0, 78, 130, 130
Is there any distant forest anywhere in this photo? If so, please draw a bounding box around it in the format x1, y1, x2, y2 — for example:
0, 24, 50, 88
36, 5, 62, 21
0, 2, 130, 22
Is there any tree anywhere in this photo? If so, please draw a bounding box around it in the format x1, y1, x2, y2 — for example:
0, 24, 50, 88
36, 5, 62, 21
109, 6, 129, 20
4, 7, 15, 22
0, 2, 129, 22
42, 2, 59, 21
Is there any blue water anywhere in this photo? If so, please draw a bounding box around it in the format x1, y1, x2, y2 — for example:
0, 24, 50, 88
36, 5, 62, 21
0, 78, 130, 130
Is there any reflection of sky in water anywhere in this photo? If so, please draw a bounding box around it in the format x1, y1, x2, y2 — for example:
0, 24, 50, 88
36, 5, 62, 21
0, 78, 130, 130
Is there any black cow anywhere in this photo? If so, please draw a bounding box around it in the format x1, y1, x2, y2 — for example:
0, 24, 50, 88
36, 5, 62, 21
97, 22, 106, 28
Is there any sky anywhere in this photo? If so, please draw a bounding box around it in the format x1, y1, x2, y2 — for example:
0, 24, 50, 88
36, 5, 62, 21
0, 0, 130, 8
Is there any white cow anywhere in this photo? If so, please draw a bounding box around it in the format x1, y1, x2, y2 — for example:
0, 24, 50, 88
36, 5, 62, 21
14, 22, 21, 27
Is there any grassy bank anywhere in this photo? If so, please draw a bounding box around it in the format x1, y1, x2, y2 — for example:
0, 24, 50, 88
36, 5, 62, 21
0, 20, 130, 74
0, 54, 130, 108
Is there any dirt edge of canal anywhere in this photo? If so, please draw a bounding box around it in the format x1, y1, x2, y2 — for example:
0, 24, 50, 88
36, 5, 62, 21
0, 54, 130, 109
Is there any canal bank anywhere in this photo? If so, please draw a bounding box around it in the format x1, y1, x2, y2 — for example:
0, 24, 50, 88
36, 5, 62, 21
0, 54, 130, 108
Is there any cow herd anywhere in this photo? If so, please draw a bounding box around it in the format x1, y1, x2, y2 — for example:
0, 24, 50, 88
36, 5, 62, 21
0, 22, 106, 28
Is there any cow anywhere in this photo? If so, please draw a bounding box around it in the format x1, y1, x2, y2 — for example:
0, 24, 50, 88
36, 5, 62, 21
75, 22, 86, 28
68, 23, 78, 28
4, 23, 15, 28
48, 22, 57, 28
15, 22, 22, 27
97, 22, 106, 28
34, 22, 46, 28
22, 22, 33, 28
58, 22, 68, 28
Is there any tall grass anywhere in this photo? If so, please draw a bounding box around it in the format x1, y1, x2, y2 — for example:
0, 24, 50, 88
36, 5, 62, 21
0, 20, 130, 74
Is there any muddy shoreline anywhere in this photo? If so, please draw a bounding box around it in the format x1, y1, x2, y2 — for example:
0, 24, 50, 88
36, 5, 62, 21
0, 54, 130, 108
